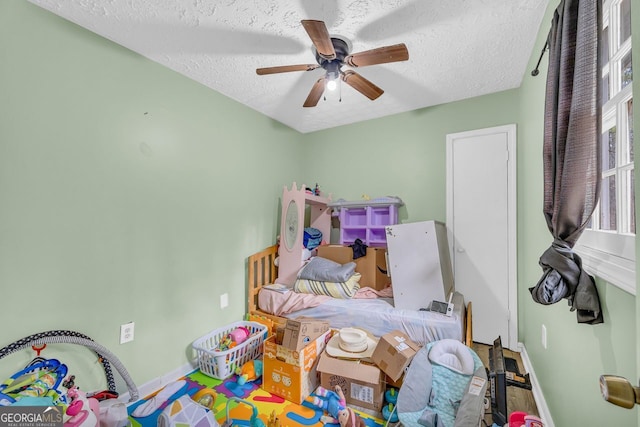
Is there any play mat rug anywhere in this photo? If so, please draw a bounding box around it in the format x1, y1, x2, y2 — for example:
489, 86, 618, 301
127, 370, 385, 427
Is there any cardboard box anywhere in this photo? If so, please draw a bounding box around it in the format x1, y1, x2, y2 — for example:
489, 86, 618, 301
384, 374, 404, 389
372, 330, 421, 382
262, 329, 332, 404
316, 352, 385, 412
282, 318, 330, 351
317, 245, 389, 290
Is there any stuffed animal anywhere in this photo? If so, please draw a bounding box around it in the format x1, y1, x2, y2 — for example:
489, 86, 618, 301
235, 359, 263, 385
308, 386, 365, 427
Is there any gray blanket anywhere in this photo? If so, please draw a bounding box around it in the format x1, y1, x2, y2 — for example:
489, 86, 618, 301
297, 256, 356, 283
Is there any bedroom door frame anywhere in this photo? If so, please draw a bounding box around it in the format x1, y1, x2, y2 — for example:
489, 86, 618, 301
445, 124, 518, 349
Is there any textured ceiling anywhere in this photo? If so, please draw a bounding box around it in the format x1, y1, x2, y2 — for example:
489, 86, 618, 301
29, 0, 549, 134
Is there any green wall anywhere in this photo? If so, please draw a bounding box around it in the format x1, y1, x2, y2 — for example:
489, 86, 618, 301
0, 1, 304, 386
1, 1, 639, 425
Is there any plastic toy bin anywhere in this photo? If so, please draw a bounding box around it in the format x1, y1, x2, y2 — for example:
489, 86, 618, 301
192, 321, 268, 380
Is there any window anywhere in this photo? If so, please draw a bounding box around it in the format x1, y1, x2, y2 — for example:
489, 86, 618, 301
576, 0, 635, 294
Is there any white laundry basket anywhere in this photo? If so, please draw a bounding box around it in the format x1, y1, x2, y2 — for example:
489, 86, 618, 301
192, 321, 268, 380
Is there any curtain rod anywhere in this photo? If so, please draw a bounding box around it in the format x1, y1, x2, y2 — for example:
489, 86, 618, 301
531, 40, 549, 76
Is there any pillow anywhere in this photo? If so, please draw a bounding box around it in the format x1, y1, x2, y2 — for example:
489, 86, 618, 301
294, 273, 361, 299
297, 256, 357, 283
428, 339, 475, 375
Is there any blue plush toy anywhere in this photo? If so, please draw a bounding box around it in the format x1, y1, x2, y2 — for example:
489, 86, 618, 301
308, 386, 365, 427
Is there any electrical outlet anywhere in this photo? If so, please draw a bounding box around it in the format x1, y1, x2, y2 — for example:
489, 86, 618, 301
120, 322, 135, 344
220, 293, 229, 309
541, 324, 547, 349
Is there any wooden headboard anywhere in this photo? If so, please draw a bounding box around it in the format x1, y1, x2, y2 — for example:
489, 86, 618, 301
247, 244, 278, 314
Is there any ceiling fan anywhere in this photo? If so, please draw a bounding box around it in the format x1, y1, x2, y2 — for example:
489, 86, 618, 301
256, 20, 409, 107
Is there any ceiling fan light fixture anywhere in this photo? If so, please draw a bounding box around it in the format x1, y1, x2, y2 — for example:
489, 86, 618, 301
325, 62, 340, 91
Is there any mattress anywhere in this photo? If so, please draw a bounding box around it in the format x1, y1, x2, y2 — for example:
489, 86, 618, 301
278, 292, 465, 345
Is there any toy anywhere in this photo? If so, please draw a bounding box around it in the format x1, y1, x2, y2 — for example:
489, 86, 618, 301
382, 403, 398, 423
267, 411, 281, 427
305, 184, 321, 196
192, 388, 219, 410
216, 335, 237, 352
524, 415, 544, 427
508, 411, 527, 427
132, 380, 187, 418
62, 375, 76, 389
308, 386, 365, 427
384, 388, 398, 405
222, 397, 265, 427
228, 327, 250, 345
235, 359, 263, 385
96, 400, 128, 427
158, 394, 219, 427
0, 358, 68, 406
508, 412, 544, 427
217, 326, 252, 352
382, 388, 399, 422
86, 390, 119, 401
64, 387, 99, 427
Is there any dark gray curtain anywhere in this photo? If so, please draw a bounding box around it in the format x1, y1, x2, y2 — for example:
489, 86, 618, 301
529, 0, 604, 324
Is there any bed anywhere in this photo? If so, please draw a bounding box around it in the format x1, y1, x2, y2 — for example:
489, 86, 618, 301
247, 245, 473, 346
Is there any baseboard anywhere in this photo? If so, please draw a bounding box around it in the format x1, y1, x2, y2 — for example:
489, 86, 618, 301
118, 359, 198, 405
517, 342, 554, 427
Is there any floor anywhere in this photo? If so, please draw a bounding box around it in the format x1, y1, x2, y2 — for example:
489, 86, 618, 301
126, 340, 540, 427
127, 369, 387, 427
472, 342, 540, 426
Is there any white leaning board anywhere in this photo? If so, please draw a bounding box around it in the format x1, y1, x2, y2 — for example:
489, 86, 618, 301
385, 220, 454, 310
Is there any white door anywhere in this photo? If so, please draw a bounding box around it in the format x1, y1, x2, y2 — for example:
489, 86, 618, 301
446, 125, 517, 349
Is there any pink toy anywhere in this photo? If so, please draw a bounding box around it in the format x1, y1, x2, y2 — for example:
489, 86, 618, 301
229, 327, 250, 345
524, 415, 544, 427
509, 412, 544, 427
508, 411, 527, 427
64, 387, 99, 427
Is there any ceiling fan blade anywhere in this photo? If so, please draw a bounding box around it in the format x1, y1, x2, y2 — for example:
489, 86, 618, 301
301, 20, 336, 60
256, 64, 319, 75
345, 43, 409, 67
341, 71, 384, 100
303, 78, 326, 107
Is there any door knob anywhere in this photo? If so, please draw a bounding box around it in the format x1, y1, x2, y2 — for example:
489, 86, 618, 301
456, 248, 465, 253
600, 375, 640, 408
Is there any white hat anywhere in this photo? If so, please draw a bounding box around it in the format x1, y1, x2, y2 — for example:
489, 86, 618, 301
326, 328, 378, 360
